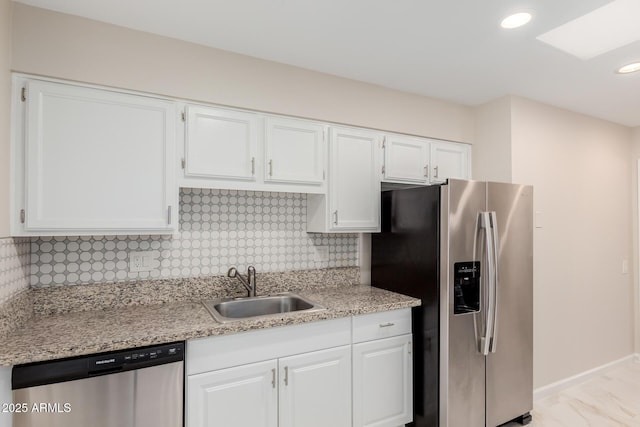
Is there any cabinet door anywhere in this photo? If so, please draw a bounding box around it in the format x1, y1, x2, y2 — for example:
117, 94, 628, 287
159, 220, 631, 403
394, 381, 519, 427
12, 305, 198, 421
429, 141, 470, 184
185, 105, 259, 181
279, 345, 351, 427
264, 116, 325, 185
187, 360, 278, 427
383, 135, 429, 184
329, 126, 381, 231
23, 80, 176, 233
353, 334, 413, 427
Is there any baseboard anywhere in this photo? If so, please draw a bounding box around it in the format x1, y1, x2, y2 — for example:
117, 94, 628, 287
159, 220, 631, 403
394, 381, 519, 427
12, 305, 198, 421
533, 354, 637, 401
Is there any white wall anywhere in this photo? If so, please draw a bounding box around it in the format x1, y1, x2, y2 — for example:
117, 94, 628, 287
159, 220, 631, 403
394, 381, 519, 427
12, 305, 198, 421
631, 127, 640, 354
510, 97, 634, 388
11, 4, 474, 143
0, 0, 11, 238
472, 96, 512, 183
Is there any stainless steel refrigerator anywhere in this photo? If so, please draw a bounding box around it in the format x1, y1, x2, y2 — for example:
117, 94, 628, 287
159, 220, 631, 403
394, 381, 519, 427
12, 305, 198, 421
371, 179, 533, 427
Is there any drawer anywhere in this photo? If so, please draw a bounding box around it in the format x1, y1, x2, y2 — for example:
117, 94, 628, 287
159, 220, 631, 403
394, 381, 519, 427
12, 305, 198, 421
352, 308, 412, 343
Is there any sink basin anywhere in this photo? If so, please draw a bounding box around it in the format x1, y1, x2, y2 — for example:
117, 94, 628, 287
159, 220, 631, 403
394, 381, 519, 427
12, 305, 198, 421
203, 293, 324, 323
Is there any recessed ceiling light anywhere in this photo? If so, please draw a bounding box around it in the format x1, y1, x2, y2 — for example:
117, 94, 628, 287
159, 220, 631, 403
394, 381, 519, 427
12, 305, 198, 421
617, 62, 640, 74
501, 12, 533, 29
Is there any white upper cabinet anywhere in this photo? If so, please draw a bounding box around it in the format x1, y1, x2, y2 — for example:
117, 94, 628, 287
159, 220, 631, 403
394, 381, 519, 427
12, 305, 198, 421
382, 134, 429, 184
331, 127, 381, 231
429, 140, 471, 184
381, 134, 471, 186
307, 126, 381, 232
12, 78, 177, 236
181, 107, 326, 194
184, 105, 258, 181
264, 116, 325, 186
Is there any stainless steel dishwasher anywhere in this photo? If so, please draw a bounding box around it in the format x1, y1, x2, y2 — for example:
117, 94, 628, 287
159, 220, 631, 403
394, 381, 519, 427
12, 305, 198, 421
11, 342, 184, 427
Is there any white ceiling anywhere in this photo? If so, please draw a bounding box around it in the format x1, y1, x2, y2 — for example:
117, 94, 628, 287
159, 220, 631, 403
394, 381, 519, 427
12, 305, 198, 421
15, 0, 640, 127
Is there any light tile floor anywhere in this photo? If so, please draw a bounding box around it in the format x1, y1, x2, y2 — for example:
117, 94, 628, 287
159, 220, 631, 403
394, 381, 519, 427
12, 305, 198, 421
504, 361, 640, 426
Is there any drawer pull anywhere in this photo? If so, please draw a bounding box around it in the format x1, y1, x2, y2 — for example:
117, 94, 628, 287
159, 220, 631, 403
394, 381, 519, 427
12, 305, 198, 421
379, 322, 395, 328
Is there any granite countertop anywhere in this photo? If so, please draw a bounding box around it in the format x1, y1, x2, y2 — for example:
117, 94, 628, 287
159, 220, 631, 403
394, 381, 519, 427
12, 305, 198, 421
1, 284, 420, 366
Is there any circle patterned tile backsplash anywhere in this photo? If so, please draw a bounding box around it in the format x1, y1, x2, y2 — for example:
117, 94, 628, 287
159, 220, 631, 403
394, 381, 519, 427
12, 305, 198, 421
0, 238, 30, 302
31, 189, 359, 287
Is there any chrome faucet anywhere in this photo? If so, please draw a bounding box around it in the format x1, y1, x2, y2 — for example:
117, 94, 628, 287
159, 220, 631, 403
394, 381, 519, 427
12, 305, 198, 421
227, 266, 257, 297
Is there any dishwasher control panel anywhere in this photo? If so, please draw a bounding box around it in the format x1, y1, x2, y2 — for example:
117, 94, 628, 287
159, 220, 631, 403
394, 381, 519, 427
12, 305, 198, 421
12, 341, 185, 390
88, 342, 184, 372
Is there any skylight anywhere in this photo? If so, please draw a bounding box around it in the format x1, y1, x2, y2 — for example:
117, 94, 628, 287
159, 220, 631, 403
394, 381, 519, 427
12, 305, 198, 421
536, 0, 640, 60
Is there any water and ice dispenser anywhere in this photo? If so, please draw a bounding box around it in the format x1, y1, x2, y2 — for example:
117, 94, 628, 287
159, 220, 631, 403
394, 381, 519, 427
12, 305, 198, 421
453, 261, 480, 314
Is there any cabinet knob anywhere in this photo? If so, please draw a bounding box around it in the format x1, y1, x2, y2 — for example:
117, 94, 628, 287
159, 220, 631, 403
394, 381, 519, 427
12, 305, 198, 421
333, 210, 338, 225
251, 157, 255, 176
268, 159, 273, 177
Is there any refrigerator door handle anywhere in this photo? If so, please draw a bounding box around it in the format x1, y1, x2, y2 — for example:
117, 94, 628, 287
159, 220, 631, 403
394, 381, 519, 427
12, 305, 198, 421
489, 211, 499, 353
472, 213, 484, 352
478, 212, 495, 356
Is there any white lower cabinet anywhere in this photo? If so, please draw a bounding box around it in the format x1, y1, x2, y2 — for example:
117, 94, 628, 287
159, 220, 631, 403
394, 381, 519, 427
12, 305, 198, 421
279, 346, 351, 427
186, 312, 412, 427
353, 334, 413, 427
352, 308, 413, 427
187, 359, 278, 427
187, 347, 351, 427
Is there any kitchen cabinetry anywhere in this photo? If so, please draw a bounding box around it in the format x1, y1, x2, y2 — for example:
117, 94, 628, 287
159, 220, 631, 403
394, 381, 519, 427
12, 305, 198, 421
187, 346, 350, 427
188, 346, 351, 427
264, 116, 326, 186
180, 107, 327, 194
11, 75, 472, 237
184, 105, 259, 182
382, 134, 429, 184
186, 311, 413, 427
352, 309, 413, 427
186, 317, 351, 427
381, 133, 471, 186
11, 77, 177, 236
429, 139, 470, 184
307, 126, 381, 232
279, 346, 351, 427
187, 360, 278, 427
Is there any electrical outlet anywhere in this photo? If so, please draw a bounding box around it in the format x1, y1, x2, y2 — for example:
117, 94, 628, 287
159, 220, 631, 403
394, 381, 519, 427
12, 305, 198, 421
129, 251, 157, 273
314, 245, 329, 262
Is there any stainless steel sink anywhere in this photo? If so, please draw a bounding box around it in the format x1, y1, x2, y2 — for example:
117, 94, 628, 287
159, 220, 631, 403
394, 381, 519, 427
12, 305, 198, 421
203, 293, 325, 323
